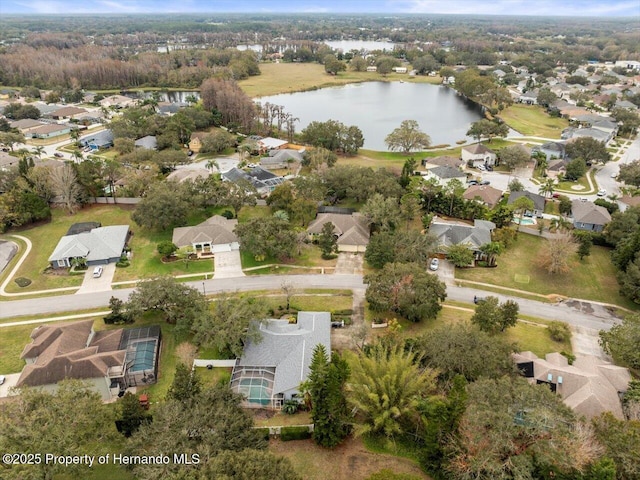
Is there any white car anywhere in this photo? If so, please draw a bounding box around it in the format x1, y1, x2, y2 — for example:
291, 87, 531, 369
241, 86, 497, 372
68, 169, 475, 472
92, 266, 103, 278
610, 172, 618, 178
429, 258, 440, 271
597, 189, 607, 197
0, 375, 5, 385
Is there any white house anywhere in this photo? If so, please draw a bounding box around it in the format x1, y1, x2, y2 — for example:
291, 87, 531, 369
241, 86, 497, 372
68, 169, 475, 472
461, 144, 497, 167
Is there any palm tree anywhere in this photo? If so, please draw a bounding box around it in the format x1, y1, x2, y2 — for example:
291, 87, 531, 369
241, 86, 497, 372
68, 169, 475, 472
69, 128, 80, 147
71, 149, 83, 164
550, 217, 572, 233
205, 159, 219, 173
539, 178, 556, 198
479, 242, 504, 267
31, 145, 45, 159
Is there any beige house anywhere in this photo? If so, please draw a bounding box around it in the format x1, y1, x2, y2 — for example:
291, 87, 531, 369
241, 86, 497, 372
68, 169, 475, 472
463, 185, 503, 208
514, 351, 631, 419
307, 212, 370, 253
461, 143, 497, 167
188, 132, 207, 153
172, 215, 240, 256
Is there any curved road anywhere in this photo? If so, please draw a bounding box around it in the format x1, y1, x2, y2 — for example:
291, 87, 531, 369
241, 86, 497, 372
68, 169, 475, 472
0, 274, 622, 332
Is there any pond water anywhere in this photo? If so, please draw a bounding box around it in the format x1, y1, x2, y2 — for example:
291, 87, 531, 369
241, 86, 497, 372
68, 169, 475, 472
258, 82, 484, 151
128, 90, 200, 104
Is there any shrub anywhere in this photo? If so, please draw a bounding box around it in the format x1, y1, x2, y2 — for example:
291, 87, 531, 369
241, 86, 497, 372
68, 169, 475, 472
116, 259, 130, 268
254, 427, 271, 441
561, 351, 576, 365
282, 399, 300, 415
280, 425, 312, 441
548, 321, 571, 343
221, 210, 234, 219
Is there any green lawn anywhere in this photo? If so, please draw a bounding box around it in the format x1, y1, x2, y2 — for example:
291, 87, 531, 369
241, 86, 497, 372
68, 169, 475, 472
0, 324, 33, 373
239, 62, 440, 98
455, 234, 637, 309
498, 104, 569, 138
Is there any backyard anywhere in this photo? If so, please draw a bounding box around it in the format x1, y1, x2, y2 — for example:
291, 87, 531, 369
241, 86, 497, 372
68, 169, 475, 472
455, 233, 638, 309
498, 104, 569, 138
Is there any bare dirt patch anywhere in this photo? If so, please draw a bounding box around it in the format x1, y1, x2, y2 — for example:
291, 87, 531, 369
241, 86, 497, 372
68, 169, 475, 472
269, 436, 431, 480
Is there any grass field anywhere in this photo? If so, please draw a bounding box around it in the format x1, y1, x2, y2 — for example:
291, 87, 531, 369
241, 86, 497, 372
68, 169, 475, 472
239, 62, 440, 98
498, 104, 568, 139
455, 234, 637, 309
0, 324, 33, 373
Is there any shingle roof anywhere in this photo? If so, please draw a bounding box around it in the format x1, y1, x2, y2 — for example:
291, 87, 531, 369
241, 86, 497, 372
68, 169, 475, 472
429, 219, 494, 250
134, 135, 158, 150
237, 312, 331, 395
307, 213, 370, 246
423, 155, 464, 169
462, 143, 495, 155
17, 320, 126, 387
507, 190, 546, 212
571, 200, 611, 226
428, 165, 466, 179
258, 137, 288, 149
48, 225, 129, 263
463, 185, 503, 207
172, 215, 238, 248
513, 351, 631, 419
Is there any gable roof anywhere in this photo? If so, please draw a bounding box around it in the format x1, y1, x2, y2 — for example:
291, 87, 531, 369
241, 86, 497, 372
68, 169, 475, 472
166, 168, 210, 183
423, 155, 465, 169
172, 215, 238, 248
462, 143, 496, 155
237, 312, 331, 395
428, 165, 466, 179
513, 351, 631, 419
572, 200, 611, 226
134, 135, 158, 150
258, 137, 288, 149
429, 218, 495, 251
222, 166, 285, 192
267, 149, 304, 163
463, 185, 503, 207
307, 212, 370, 246
507, 190, 546, 212
49, 106, 87, 117
48, 225, 129, 263
17, 320, 125, 387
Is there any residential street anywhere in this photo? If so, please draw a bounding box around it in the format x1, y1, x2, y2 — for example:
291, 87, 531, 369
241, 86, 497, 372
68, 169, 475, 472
0, 273, 623, 333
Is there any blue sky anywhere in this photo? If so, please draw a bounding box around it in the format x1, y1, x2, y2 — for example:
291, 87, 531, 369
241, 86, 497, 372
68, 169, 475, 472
1, 0, 639, 16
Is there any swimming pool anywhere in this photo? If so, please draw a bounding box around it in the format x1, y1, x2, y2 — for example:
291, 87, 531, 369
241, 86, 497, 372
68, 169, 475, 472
512, 217, 537, 226
238, 378, 271, 406
129, 340, 157, 372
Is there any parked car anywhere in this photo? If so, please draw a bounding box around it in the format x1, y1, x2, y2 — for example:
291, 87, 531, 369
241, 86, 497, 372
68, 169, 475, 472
467, 180, 478, 185
473, 296, 486, 304
0, 375, 5, 385
610, 172, 617, 178
480, 180, 490, 185
53, 152, 64, 158
552, 193, 560, 199
93, 266, 103, 278
485, 165, 493, 171
477, 164, 486, 171
429, 258, 440, 271
597, 189, 607, 197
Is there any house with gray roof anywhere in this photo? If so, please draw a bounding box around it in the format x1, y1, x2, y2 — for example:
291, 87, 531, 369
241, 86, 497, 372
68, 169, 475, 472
230, 311, 331, 409
16, 320, 161, 400
421, 165, 466, 187
48, 225, 130, 269
172, 215, 239, 256
307, 212, 370, 253
533, 141, 567, 161
571, 200, 611, 232
134, 135, 158, 150
422, 155, 465, 169
222, 166, 285, 196
514, 351, 631, 420
429, 218, 495, 260
507, 190, 546, 218
80, 129, 114, 150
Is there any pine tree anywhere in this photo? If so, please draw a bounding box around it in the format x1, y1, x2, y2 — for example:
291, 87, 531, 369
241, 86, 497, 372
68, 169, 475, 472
167, 362, 202, 402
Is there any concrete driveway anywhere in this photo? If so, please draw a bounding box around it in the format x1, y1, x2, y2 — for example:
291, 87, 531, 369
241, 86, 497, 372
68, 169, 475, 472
0, 373, 21, 398
431, 258, 454, 285
76, 263, 116, 294
213, 250, 244, 279
335, 253, 363, 275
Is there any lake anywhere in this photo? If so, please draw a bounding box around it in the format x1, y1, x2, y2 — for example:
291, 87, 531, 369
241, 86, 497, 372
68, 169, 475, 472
258, 82, 484, 151
323, 40, 396, 53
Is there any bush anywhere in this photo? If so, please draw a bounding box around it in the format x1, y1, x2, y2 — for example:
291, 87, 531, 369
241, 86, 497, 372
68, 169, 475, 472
116, 259, 130, 268
548, 321, 571, 343
221, 210, 234, 219
254, 427, 271, 441
332, 309, 353, 316
280, 425, 312, 441
282, 399, 300, 415
14, 277, 32, 287
561, 350, 576, 365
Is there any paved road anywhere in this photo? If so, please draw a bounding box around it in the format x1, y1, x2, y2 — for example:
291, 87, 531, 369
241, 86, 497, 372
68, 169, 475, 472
0, 274, 622, 332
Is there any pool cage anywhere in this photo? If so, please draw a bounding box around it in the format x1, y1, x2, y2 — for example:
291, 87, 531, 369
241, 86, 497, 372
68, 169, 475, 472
230, 366, 284, 409
120, 326, 161, 388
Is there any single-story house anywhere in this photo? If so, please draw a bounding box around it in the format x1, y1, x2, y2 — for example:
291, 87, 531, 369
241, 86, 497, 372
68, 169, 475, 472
421, 165, 466, 187
48, 106, 88, 120
158, 101, 188, 116
463, 185, 503, 208
10, 118, 45, 134
518, 89, 539, 105
532, 141, 567, 162
566, 127, 613, 145
393, 67, 408, 74
366, 66, 378, 72
166, 167, 210, 183
571, 200, 611, 232
507, 190, 546, 218
261, 149, 304, 170
27, 123, 72, 139
514, 351, 631, 420
134, 135, 158, 150
422, 155, 465, 169
306, 212, 370, 253
0, 151, 18, 171
99, 95, 137, 109
172, 215, 239, 256
429, 218, 495, 259
230, 311, 331, 409
222, 166, 285, 196
80, 129, 114, 150
257, 137, 288, 153
48, 225, 130, 269
461, 143, 497, 167
16, 320, 161, 400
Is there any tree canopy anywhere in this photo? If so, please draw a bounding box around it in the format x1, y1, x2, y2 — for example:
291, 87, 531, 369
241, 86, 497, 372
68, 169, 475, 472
385, 120, 431, 154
